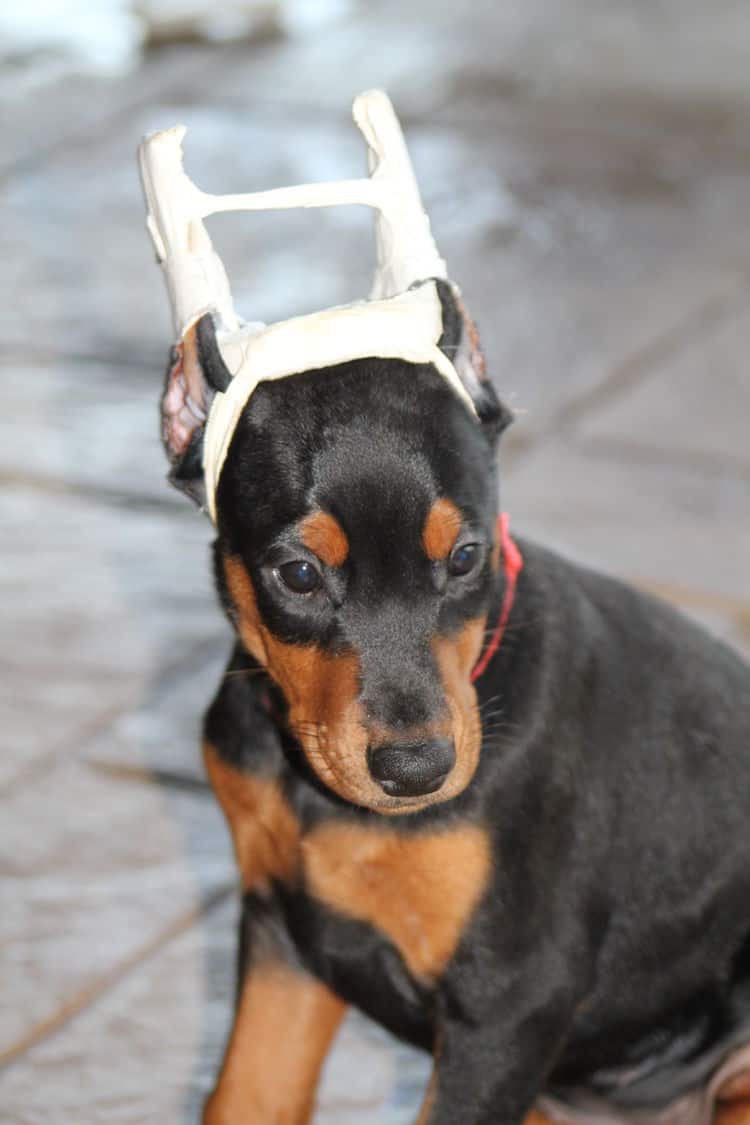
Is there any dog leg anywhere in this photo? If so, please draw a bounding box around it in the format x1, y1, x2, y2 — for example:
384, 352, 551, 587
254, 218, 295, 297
714, 1058, 750, 1125
202, 735, 347, 1123
416, 1067, 438, 1124
203, 895, 346, 1125
419, 1078, 555, 1125
417, 956, 583, 1125
417, 1025, 564, 1125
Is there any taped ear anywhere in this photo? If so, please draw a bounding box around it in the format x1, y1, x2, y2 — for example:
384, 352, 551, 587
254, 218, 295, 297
160, 314, 230, 507
434, 278, 513, 440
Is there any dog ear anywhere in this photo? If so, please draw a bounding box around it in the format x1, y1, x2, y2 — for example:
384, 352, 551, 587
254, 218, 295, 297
160, 314, 231, 508
433, 279, 513, 440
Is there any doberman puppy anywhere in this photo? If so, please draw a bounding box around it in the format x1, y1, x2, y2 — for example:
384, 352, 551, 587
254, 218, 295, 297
161, 283, 750, 1125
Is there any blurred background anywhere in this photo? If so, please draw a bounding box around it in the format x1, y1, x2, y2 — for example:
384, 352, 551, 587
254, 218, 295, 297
2, 1, 750, 1121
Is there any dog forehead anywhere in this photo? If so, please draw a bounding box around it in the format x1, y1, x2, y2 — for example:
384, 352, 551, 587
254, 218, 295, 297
217, 357, 490, 552
307, 411, 488, 563
312, 422, 434, 513
309, 424, 492, 555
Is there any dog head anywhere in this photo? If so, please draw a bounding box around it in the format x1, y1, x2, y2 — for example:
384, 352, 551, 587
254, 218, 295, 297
162, 283, 511, 814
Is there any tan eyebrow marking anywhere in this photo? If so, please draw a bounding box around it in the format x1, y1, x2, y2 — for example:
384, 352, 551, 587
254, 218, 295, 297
422, 497, 463, 561
300, 510, 349, 568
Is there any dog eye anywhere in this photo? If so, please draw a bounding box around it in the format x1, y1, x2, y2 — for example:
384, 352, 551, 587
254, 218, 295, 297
277, 560, 322, 594
448, 543, 480, 577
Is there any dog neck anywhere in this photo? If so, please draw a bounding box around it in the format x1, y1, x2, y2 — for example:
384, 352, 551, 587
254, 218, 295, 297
471, 514, 523, 683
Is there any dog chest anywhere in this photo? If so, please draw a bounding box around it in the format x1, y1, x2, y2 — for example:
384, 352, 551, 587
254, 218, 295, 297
300, 821, 491, 980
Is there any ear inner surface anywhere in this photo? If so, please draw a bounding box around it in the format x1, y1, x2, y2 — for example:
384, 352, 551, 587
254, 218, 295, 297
161, 324, 207, 462
434, 278, 513, 435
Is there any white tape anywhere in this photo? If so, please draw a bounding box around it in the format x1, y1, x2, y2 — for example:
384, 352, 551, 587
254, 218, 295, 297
138, 90, 476, 524
202, 282, 475, 522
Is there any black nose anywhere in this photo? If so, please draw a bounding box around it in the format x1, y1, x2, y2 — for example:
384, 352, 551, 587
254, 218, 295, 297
367, 738, 455, 797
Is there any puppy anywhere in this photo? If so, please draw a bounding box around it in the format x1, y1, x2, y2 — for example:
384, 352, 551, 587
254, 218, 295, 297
161, 285, 750, 1125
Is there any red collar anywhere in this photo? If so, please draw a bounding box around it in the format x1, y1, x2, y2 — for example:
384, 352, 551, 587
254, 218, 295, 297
470, 513, 523, 683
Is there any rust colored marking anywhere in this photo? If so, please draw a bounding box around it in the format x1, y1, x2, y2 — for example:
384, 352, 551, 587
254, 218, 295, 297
522, 1112, 558, 1125
431, 616, 486, 796
417, 1026, 443, 1125
720, 1073, 750, 1103
417, 1068, 438, 1125
222, 555, 268, 667
223, 554, 484, 813
300, 510, 349, 568
422, 497, 463, 561
203, 961, 346, 1125
715, 1101, 750, 1125
491, 531, 502, 573
204, 744, 299, 890
302, 822, 491, 979
223, 556, 383, 809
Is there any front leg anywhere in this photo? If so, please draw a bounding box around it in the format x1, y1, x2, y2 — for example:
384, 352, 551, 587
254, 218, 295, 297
202, 721, 347, 1123
204, 892, 347, 1125
419, 956, 583, 1125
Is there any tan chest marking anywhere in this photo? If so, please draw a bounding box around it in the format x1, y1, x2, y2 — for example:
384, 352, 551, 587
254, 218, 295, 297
301, 822, 492, 979
204, 744, 300, 890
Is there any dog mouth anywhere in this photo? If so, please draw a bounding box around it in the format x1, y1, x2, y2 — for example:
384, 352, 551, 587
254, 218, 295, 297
363, 767, 474, 815
378, 773, 448, 797
221, 547, 487, 812
276, 637, 483, 815
289, 714, 479, 816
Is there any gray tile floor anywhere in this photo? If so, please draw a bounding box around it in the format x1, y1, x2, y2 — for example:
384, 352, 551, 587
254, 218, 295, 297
3, 2, 750, 1120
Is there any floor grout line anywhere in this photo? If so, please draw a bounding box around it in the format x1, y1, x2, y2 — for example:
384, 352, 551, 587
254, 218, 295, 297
0, 348, 164, 369
88, 759, 212, 794
629, 576, 750, 623
554, 272, 750, 430
574, 434, 750, 481
0, 883, 235, 1072
505, 270, 750, 467
0, 469, 186, 512
0, 634, 228, 798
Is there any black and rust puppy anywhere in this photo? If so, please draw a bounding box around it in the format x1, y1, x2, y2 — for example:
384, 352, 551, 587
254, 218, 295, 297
162, 285, 750, 1125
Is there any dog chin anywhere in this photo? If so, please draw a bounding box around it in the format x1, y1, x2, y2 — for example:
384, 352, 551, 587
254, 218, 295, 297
368, 788, 460, 816
300, 735, 481, 815
333, 770, 475, 817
